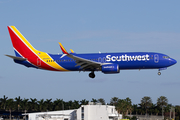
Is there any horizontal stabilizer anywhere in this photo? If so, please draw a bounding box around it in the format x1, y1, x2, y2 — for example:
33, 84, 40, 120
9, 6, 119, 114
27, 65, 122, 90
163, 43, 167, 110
5, 54, 27, 61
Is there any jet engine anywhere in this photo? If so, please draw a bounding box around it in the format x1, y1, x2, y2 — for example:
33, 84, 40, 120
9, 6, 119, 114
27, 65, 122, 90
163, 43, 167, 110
101, 64, 120, 74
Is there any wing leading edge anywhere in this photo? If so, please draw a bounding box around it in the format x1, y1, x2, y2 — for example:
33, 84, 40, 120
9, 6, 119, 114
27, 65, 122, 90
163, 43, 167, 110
58, 42, 108, 71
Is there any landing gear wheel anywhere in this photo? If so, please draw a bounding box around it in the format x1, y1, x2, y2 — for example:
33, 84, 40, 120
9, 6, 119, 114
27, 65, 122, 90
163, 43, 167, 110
158, 71, 161, 75
89, 72, 95, 78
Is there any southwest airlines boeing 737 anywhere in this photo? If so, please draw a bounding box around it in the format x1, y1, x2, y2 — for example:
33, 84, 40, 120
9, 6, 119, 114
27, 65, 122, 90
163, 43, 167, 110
6, 26, 177, 78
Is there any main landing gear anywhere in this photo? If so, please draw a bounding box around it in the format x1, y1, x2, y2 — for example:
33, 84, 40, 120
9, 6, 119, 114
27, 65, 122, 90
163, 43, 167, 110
89, 71, 95, 78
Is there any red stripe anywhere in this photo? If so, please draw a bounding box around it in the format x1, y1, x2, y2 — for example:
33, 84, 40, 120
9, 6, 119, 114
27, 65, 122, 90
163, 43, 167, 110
60, 46, 68, 54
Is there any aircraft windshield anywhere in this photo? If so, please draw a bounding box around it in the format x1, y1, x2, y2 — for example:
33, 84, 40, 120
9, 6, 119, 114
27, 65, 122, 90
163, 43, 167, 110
163, 56, 170, 59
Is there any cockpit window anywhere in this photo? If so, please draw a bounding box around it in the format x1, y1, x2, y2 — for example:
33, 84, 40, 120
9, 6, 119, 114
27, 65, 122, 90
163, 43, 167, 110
163, 56, 170, 59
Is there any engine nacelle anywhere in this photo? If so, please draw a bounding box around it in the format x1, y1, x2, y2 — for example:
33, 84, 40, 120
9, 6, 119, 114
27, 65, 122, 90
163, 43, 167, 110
101, 64, 120, 74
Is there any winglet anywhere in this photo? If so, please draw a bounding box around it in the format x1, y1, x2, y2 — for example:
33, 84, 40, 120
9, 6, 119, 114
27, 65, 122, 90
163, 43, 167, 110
58, 42, 69, 55
70, 49, 74, 53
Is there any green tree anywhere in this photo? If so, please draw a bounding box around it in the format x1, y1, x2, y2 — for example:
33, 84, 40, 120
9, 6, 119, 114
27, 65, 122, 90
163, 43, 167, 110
132, 104, 138, 115
116, 99, 127, 117
110, 97, 119, 106
15, 96, 22, 112
14, 96, 22, 119
6, 99, 14, 120
157, 96, 168, 117
97, 98, 105, 105
124, 97, 132, 116
67, 100, 73, 110
157, 96, 168, 108
38, 99, 45, 111
44, 99, 52, 111
80, 99, 89, 105
154, 108, 160, 115
141, 96, 152, 115
175, 106, 180, 120
21, 98, 29, 112
149, 103, 156, 115
0, 95, 8, 110
91, 98, 97, 104
53, 99, 64, 110
72, 100, 80, 109
29, 98, 38, 112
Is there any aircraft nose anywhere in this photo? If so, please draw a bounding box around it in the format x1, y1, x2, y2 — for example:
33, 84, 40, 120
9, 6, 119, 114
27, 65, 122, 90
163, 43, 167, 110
170, 58, 177, 65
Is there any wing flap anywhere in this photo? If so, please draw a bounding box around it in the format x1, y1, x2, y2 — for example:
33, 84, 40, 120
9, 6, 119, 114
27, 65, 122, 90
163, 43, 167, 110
69, 54, 101, 70
58, 43, 102, 70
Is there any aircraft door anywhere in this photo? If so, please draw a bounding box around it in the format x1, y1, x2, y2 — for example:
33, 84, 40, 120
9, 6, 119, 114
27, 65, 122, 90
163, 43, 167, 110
102, 57, 106, 63
154, 54, 159, 63
98, 57, 102, 63
37, 58, 41, 66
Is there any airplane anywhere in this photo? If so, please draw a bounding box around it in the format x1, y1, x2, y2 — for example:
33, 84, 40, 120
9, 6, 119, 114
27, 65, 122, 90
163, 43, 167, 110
6, 26, 177, 78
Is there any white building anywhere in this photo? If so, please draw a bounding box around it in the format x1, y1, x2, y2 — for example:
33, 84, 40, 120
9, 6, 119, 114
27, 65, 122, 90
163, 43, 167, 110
24, 102, 122, 120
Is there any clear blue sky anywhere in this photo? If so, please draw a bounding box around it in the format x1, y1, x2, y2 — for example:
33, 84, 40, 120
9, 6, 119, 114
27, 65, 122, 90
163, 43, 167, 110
0, 0, 180, 105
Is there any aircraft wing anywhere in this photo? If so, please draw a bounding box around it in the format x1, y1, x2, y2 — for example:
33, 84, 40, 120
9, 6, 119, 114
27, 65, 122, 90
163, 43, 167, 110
59, 43, 107, 70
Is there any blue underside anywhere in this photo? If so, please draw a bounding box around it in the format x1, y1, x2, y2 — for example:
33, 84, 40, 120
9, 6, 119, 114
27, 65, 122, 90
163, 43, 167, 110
14, 60, 38, 68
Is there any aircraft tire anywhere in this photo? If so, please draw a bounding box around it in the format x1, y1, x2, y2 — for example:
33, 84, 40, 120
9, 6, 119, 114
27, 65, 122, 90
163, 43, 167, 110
158, 71, 161, 75
89, 72, 95, 78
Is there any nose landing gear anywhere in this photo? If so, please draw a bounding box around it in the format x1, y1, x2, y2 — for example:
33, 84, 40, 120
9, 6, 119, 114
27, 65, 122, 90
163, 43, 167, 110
89, 71, 95, 78
158, 71, 161, 75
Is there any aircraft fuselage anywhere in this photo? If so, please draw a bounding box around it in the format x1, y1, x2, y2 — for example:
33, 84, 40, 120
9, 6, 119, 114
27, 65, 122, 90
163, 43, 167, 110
6, 26, 177, 78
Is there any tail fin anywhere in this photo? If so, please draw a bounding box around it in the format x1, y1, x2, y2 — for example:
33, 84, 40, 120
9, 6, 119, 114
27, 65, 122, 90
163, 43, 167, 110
7, 26, 68, 71
7, 26, 38, 58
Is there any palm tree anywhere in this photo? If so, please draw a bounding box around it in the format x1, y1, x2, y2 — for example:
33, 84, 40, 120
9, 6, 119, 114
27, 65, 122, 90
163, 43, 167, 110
141, 96, 152, 115
21, 98, 29, 113
91, 98, 97, 104
124, 97, 132, 116
45, 99, 52, 111
0, 95, 8, 110
149, 103, 156, 115
38, 99, 45, 111
29, 98, 38, 112
6, 99, 14, 120
157, 96, 168, 108
132, 104, 138, 115
110, 97, 119, 106
175, 106, 180, 120
154, 108, 160, 115
53, 99, 64, 110
80, 99, 89, 105
97, 98, 105, 105
67, 100, 73, 110
14, 96, 22, 120
72, 100, 80, 109
116, 99, 126, 117
157, 96, 168, 117
15, 96, 22, 111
